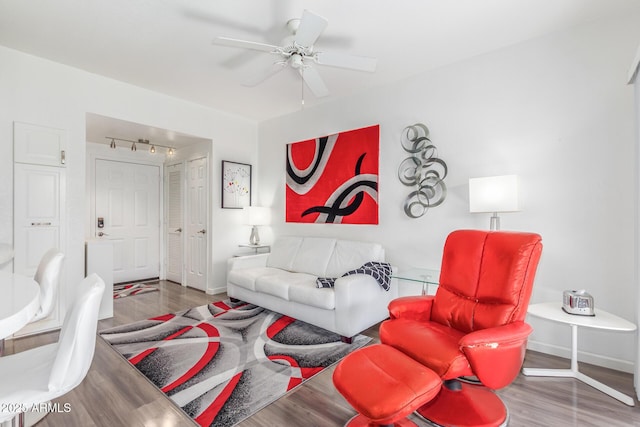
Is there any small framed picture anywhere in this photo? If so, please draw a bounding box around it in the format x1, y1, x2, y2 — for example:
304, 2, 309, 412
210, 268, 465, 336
222, 160, 251, 209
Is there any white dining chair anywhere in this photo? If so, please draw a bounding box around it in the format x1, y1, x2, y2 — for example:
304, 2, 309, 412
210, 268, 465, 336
0, 273, 105, 426
31, 249, 64, 323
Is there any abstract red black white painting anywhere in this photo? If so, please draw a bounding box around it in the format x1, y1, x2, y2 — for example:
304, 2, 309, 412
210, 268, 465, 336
286, 125, 379, 224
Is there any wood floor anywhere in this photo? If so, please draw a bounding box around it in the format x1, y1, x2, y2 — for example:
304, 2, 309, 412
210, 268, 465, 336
6, 280, 640, 426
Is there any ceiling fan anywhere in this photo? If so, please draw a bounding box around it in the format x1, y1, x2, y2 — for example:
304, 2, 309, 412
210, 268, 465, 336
212, 9, 377, 99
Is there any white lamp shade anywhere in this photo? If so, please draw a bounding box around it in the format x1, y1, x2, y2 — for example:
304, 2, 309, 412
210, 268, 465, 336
245, 206, 270, 226
469, 175, 520, 213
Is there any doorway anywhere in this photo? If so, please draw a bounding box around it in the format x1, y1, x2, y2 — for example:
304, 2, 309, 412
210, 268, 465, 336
163, 157, 210, 290
86, 113, 212, 292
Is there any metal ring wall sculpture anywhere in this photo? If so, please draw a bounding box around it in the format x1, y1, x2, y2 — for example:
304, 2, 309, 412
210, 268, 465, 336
398, 123, 448, 218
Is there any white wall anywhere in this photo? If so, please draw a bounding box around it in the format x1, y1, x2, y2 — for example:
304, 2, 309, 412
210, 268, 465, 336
0, 45, 257, 321
258, 14, 640, 371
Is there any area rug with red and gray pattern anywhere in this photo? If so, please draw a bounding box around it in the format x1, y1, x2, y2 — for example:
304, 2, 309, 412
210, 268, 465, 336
99, 300, 370, 427
113, 281, 159, 299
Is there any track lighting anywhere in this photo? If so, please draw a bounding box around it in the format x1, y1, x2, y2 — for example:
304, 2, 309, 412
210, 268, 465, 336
105, 136, 175, 156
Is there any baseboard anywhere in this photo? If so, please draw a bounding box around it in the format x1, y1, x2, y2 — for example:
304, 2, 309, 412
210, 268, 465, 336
527, 340, 635, 374
209, 285, 227, 295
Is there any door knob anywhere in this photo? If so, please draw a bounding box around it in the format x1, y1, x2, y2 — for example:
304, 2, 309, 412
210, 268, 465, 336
197, 229, 206, 234
176, 228, 182, 232
98, 231, 109, 237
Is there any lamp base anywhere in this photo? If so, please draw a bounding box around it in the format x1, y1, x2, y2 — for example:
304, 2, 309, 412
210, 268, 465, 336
490, 213, 500, 231
249, 226, 260, 245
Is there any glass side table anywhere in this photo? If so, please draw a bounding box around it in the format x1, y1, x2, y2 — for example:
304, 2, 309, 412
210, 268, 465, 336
392, 268, 439, 296
237, 244, 270, 255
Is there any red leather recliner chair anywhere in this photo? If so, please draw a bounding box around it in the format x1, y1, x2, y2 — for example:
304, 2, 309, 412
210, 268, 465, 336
380, 230, 542, 426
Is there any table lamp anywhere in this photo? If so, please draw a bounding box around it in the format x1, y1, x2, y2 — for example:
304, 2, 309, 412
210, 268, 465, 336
245, 206, 270, 245
468, 175, 520, 230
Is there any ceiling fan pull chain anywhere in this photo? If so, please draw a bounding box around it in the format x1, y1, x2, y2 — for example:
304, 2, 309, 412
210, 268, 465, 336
301, 67, 305, 108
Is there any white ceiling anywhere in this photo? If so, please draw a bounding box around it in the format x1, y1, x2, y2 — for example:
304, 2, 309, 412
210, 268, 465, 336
2, 0, 640, 127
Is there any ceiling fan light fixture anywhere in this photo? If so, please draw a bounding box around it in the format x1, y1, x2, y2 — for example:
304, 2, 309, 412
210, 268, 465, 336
290, 54, 303, 69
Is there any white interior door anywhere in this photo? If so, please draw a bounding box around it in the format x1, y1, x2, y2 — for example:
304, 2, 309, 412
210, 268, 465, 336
95, 159, 160, 283
166, 163, 183, 284
13, 163, 65, 333
186, 157, 208, 291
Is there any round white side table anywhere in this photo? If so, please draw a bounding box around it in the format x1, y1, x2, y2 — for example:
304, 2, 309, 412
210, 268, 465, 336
523, 301, 637, 406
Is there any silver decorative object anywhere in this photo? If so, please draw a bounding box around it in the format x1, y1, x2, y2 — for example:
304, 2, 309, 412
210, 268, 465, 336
398, 123, 448, 218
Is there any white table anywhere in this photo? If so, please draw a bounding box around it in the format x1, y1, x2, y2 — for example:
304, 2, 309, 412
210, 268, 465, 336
0, 271, 41, 355
523, 302, 637, 406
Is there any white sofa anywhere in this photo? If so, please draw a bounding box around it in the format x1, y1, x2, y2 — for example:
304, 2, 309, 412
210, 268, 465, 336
226, 236, 398, 340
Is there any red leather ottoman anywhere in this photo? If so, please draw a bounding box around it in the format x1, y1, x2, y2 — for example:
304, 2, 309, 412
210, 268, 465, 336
333, 344, 441, 427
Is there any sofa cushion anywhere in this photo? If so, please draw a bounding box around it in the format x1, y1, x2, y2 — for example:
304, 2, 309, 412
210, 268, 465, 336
255, 271, 317, 301
289, 281, 335, 310
324, 240, 384, 278
228, 267, 282, 292
290, 237, 336, 276
266, 236, 303, 271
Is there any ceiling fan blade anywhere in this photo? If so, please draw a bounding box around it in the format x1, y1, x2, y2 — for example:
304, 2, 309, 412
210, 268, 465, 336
315, 51, 377, 72
294, 10, 328, 47
299, 67, 329, 98
243, 61, 286, 87
213, 36, 279, 53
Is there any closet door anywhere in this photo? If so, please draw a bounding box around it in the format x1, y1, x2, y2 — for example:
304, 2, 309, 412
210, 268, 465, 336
166, 163, 184, 284
13, 163, 65, 334
13, 121, 67, 335
185, 157, 208, 291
